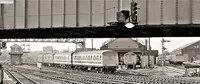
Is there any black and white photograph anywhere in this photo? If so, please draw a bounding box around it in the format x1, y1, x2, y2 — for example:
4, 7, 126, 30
0, 0, 200, 84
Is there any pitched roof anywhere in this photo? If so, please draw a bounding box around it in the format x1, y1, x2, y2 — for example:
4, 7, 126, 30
101, 38, 144, 47
172, 40, 200, 52
10, 44, 21, 48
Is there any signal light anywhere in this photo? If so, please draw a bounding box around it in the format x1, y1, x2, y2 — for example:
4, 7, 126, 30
125, 23, 135, 28
116, 10, 130, 22
131, 1, 138, 24
1, 42, 6, 49
131, 2, 138, 15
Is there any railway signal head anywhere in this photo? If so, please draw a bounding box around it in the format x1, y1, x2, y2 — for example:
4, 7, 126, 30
131, 1, 138, 24
117, 10, 130, 22
162, 46, 167, 50
131, 2, 138, 15
1, 42, 6, 49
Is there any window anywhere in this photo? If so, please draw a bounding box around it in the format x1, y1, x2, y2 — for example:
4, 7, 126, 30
100, 56, 102, 60
97, 56, 99, 60
93, 56, 95, 60
197, 45, 199, 48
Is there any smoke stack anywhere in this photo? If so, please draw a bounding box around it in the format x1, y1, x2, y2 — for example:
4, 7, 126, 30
145, 39, 148, 50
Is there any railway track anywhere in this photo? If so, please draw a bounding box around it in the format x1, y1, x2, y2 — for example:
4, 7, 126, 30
42, 66, 149, 82
5, 69, 39, 84
8, 65, 200, 84
15, 68, 136, 84
165, 66, 185, 74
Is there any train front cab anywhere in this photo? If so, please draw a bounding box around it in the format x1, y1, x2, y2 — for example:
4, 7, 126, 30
123, 51, 142, 69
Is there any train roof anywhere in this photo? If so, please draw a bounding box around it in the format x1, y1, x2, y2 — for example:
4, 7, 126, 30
124, 52, 137, 55
54, 52, 72, 55
73, 50, 114, 54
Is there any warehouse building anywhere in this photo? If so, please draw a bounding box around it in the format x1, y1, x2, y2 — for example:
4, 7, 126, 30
171, 40, 200, 62
100, 38, 158, 64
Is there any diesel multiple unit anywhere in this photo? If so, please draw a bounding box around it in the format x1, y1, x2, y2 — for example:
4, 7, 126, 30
37, 50, 119, 73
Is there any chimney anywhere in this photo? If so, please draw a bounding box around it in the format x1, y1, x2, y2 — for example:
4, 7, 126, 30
145, 39, 148, 50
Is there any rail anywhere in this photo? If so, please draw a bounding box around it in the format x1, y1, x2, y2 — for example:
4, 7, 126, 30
8, 66, 200, 84
6, 69, 39, 84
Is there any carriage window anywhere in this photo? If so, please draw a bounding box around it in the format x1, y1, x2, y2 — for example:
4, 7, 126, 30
100, 56, 102, 60
97, 56, 99, 60
93, 56, 95, 60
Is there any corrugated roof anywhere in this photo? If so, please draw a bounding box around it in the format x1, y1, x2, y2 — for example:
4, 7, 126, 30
136, 39, 145, 45
10, 44, 21, 48
101, 38, 144, 47
102, 38, 116, 46
172, 40, 200, 52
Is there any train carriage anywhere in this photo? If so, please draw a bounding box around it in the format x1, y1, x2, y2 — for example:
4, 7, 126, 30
54, 52, 72, 68
42, 53, 54, 67
37, 50, 119, 73
168, 55, 185, 65
123, 52, 138, 68
123, 51, 155, 69
73, 50, 119, 72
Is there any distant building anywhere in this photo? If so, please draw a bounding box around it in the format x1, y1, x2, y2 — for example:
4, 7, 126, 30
43, 46, 53, 54
171, 40, 200, 62
53, 49, 59, 53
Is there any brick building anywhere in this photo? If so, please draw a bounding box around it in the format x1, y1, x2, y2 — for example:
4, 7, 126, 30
171, 40, 200, 62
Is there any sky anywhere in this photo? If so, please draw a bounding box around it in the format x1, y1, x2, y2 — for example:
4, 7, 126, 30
0, 0, 13, 4
4, 37, 200, 54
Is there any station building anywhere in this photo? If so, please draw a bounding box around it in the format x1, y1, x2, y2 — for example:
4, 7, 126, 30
43, 46, 53, 54
171, 40, 200, 62
100, 38, 158, 64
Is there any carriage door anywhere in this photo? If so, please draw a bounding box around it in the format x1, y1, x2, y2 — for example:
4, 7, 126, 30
118, 52, 126, 65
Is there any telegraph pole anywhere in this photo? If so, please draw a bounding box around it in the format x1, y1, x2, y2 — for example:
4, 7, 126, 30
161, 38, 170, 66
148, 37, 151, 68
91, 38, 93, 51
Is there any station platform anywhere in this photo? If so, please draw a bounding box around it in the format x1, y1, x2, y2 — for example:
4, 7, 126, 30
3, 72, 15, 84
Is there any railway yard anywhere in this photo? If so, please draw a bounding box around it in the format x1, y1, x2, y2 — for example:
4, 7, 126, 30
2, 38, 200, 84
1, 64, 200, 84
